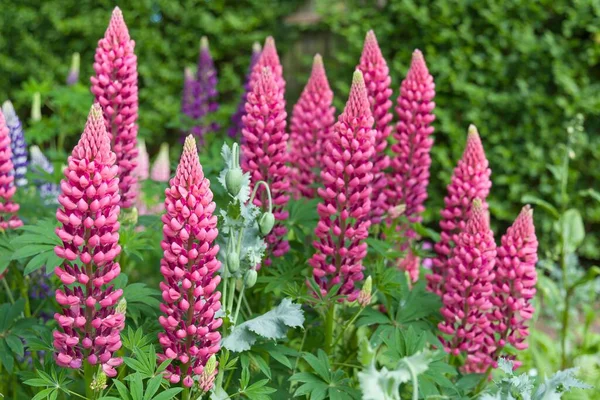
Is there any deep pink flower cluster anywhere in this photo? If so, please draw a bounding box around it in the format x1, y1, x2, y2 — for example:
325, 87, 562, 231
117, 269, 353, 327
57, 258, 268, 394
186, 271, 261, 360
157, 136, 222, 388
53, 104, 124, 377
438, 199, 497, 373
249, 37, 285, 96
91, 7, 139, 209
241, 67, 290, 265
0, 110, 22, 230
388, 49, 436, 281
428, 125, 492, 295
490, 206, 538, 353
289, 54, 335, 198
357, 30, 392, 224
309, 70, 375, 300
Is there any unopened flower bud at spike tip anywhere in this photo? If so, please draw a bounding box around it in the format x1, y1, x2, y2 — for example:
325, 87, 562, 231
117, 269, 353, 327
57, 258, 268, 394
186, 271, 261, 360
313, 53, 323, 65
252, 42, 262, 53
352, 69, 364, 85
468, 124, 479, 136
31, 92, 41, 122
184, 135, 196, 152
200, 36, 209, 49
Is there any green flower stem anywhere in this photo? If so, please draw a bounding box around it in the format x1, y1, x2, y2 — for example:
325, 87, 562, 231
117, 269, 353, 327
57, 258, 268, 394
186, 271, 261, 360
232, 283, 246, 327
84, 362, 94, 400
324, 305, 337, 353
1, 277, 15, 304
331, 307, 364, 350
249, 180, 273, 214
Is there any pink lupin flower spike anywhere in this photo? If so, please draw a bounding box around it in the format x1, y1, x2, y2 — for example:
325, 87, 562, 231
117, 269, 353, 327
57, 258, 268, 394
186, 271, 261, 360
91, 7, 139, 209
53, 104, 124, 377
241, 67, 290, 266
357, 30, 393, 224
388, 49, 436, 281
309, 70, 376, 301
428, 125, 492, 295
438, 199, 497, 374
157, 135, 222, 388
490, 206, 538, 360
289, 54, 335, 198
0, 110, 23, 230
249, 36, 285, 96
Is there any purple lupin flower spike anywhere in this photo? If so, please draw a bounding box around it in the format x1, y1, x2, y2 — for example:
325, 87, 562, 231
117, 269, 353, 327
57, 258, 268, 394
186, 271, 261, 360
2, 101, 28, 187
30, 145, 60, 205
190, 37, 219, 142
229, 42, 262, 138
66, 53, 80, 86
182, 67, 195, 122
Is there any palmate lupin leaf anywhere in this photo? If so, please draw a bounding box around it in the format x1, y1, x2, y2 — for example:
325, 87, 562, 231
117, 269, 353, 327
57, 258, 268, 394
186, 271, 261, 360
9, 218, 62, 275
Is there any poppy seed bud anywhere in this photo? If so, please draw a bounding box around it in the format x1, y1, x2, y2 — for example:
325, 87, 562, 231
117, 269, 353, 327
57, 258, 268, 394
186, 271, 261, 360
259, 212, 275, 236
244, 269, 257, 288
225, 167, 243, 196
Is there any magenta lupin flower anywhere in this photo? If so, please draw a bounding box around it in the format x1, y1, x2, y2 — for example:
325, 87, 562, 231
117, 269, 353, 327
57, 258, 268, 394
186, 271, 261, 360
309, 70, 375, 300
241, 67, 290, 265
491, 206, 538, 353
249, 37, 285, 96
428, 125, 492, 295
0, 110, 23, 230
157, 136, 222, 388
53, 104, 124, 377
91, 7, 139, 209
289, 54, 335, 198
438, 199, 497, 373
357, 30, 392, 224
388, 49, 436, 231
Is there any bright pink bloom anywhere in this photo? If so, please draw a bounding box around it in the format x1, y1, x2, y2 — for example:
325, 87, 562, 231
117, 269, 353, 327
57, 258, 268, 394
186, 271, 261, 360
53, 104, 124, 377
289, 54, 335, 198
357, 30, 392, 224
0, 110, 22, 230
91, 7, 139, 209
249, 36, 285, 96
309, 70, 375, 300
157, 136, 222, 388
438, 199, 496, 373
151, 143, 171, 183
388, 49, 436, 233
241, 68, 290, 265
490, 206, 538, 353
428, 125, 491, 295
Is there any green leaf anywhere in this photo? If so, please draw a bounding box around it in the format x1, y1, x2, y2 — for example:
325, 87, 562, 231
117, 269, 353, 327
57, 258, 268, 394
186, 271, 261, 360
303, 350, 331, 381
129, 373, 143, 400
560, 209, 585, 253
32, 388, 56, 400
0, 338, 15, 373
222, 298, 304, 352
6, 334, 24, 357
151, 388, 183, 400
249, 352, 271, 379
114, 380, 132, 400
143, 375, 163, 400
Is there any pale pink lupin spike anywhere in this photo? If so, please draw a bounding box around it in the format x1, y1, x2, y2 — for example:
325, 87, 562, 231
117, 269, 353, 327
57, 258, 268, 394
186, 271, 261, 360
151, 143, 171, 183
438, 199, 497, 373
249, 36, 285, 95
0, 110, 23, 230
289, 54, 335, 199
309, 70, 376, 301
91, 6, 139, 209
53, 104, 124, 377
241, 67, 290, 265
157, 135, 222, 389
490, 206, 538, 358
357, 30, 393, 224
428, 125, 492, 295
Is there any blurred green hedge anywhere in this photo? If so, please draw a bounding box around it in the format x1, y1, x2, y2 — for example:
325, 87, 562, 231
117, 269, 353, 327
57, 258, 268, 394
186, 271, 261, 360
2, 0, 600, 258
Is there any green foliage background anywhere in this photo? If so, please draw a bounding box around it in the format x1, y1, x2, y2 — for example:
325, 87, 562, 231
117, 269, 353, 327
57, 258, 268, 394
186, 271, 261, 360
1, 0, 600, 257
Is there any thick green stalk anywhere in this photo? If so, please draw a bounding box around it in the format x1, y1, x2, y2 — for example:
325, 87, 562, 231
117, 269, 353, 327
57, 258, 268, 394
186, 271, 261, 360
324, 305, 337, 353
84, 362, 94, 400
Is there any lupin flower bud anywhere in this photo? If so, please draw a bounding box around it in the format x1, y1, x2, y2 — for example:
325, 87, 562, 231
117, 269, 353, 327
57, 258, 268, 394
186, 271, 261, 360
31, 92, 41, 122
309, 71, 375, 301
2, 101, 28, 187
387, 49, 436, 240
438, 199, 497, 374
289, 54, 335, 199
0, 110, 23, 230
157, 135, 222, 389
90, 370, 108, 392
490, 206, 538, 354
30, 145, 60, 205
189, 37, 219, 142
198, 354, 218, 393
357, 276, 372, 307
53, 104, 124, 377
428, 125, 491, 295
244, 269, 258, 288
229, 42, 262, 138
91, 7, 139, 209
151, 143, 170, 183
67, 52, 80, 86
357, 30, 392, 224
241, 67, 290, 265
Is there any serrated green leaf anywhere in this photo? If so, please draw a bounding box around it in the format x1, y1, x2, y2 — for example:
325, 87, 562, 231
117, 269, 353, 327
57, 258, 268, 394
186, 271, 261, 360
6, 334, 24, 357
151, 388, 183, 400
0, 338, 15, 373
